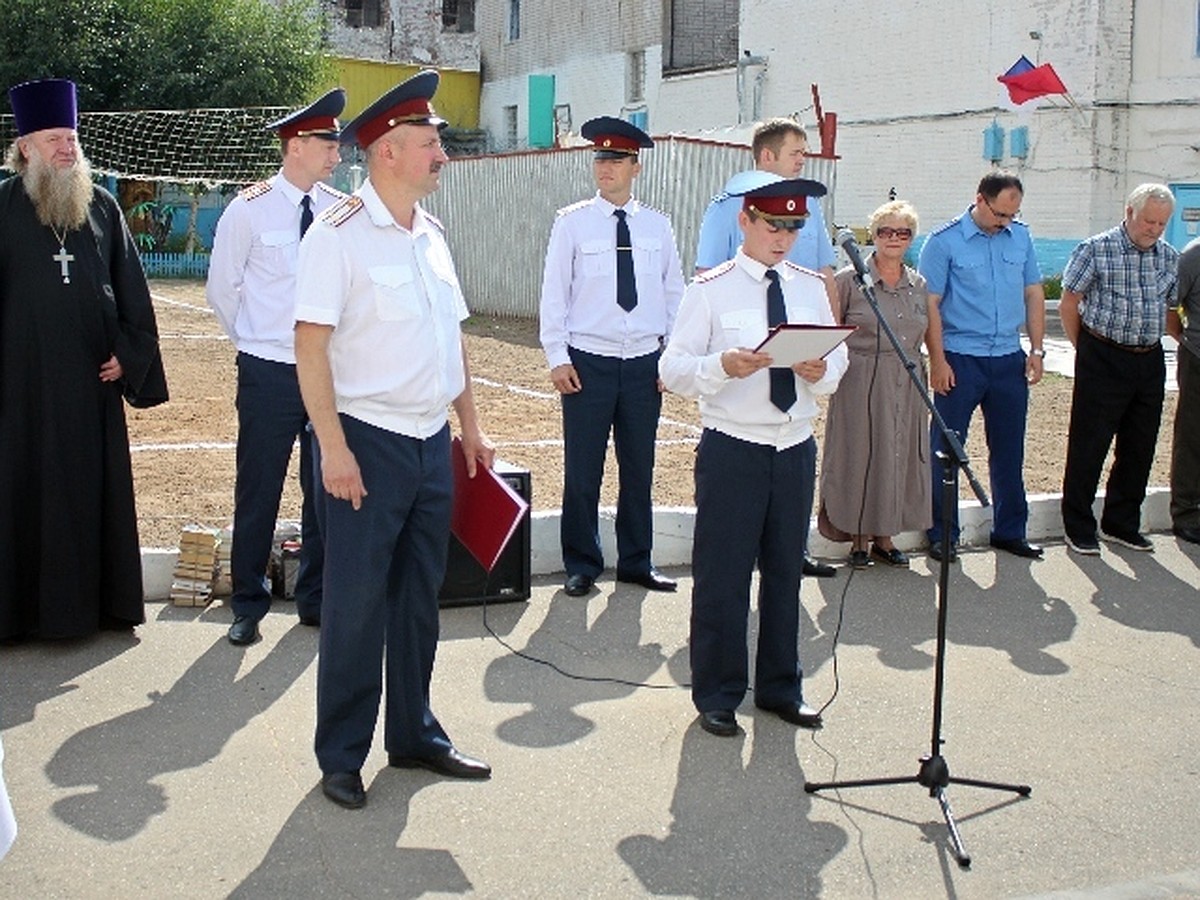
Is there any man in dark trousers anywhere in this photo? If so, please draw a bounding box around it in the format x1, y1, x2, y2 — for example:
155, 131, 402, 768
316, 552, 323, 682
296, 71, 494, 809
208, 89, 347, 645
0, 78, 167, 641
661, 176, 848, 737
1059, 183, 1178, 555
539, 116, 685, 597
918, 171, 1046, 561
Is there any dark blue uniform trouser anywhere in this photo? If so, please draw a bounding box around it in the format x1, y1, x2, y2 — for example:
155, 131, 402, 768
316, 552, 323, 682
560, 346, 661, 578
928, 350, 1029, 545
313, 417, 452, 776
1172, 346, 1200, 529
1062, 329, 1164, 540
689, 430, 816, 713
229, 353, 323, 622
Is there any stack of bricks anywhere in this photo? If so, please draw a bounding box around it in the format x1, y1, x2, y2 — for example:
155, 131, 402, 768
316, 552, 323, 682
211, 526, 233, 598
170, 527, 219, 607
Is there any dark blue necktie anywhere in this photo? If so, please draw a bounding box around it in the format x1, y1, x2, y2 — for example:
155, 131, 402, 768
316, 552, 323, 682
765, 269, 796, 412
300, 195, 313, 239
614, 209, 637, 312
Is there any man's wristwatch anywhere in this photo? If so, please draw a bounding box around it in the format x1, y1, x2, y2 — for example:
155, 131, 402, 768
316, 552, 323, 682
1030, 348, 1046, 358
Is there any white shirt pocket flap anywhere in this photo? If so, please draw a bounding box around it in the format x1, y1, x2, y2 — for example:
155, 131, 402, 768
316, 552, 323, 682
261, 229, 296, 248
720, 310, 762, 330
368, 265, 415, 289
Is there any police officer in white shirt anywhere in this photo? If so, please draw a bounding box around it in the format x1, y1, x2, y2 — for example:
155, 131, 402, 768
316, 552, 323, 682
294, 71, 494, 810
207, 89, 347, 646
539, 116, 685, 598
661, 176, 848, 738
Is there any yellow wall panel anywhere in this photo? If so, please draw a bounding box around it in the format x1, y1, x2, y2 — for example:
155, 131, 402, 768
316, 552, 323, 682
325, 58, 479, 129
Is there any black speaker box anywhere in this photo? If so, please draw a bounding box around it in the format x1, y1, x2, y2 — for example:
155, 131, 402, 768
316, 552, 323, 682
438, 460, 532, 607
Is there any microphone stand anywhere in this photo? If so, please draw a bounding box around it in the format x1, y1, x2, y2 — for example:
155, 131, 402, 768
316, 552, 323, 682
803, 245, 1031, 868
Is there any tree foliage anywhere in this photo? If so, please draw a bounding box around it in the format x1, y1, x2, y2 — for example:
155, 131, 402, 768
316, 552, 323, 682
0, 0, 329, 111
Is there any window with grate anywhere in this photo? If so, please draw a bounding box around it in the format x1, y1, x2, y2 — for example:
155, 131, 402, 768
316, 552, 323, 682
344, 0, 382, 28
627, 50, 646, 103
665, 0, 738, 73
508, 0, 521, 41
443, 0, 475, 33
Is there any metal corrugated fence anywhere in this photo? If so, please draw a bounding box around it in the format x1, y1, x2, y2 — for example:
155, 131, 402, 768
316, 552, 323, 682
423, 137, 837, 318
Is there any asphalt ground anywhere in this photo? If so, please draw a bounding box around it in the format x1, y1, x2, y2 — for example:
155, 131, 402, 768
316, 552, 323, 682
2, 527, 1200, 899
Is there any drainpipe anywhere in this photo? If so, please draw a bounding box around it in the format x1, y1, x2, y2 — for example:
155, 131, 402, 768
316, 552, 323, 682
737, 53, 768, 124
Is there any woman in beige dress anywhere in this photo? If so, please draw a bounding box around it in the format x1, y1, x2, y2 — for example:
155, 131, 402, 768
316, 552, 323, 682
819, 201, 932, 568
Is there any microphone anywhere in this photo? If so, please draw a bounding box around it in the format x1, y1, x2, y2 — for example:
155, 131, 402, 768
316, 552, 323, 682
835, 229, 873, 288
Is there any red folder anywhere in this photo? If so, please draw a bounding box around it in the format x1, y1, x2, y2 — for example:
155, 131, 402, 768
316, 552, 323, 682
450, 437, 530, 572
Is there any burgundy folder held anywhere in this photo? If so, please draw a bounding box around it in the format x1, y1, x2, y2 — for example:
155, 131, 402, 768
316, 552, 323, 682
450, 437, 530, 572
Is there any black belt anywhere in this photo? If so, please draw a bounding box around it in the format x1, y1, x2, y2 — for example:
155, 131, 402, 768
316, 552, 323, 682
1082, 325, 1159, 354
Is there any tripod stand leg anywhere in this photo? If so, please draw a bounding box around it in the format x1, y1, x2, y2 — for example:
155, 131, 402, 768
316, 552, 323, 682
935, 787, 971, 867
805, 775, 918, 793
949, 775, 1031, 796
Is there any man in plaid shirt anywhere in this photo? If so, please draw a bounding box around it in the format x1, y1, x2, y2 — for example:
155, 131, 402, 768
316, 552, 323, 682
1058, 183, 1179, 555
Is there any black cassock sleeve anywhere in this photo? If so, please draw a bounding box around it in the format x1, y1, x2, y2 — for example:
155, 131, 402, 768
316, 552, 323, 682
85, 189, 169, 408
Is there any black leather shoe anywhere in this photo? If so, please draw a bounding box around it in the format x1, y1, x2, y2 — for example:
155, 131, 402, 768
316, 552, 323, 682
928, 542, 957, 563
989, 536, 1044, 559
870, 544, 909, 567
803, 557, 837, 578
616, 567, 677, 592
699, 710, 739, 737
227, 615, 260, 646
757, 701, 823, 729
564, 574, 594, 597
321, 771, 365, 809
1174, 524, 1200, 545
849, 550, 872, 570
389, 746, 491, 779
298, 613, 320, 627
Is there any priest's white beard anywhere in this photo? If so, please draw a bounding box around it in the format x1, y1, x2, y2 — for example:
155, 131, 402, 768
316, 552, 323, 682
22, 150, 94, 231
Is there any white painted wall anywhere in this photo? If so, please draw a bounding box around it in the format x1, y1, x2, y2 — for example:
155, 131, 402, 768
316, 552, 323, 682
477, 0, 1200, 244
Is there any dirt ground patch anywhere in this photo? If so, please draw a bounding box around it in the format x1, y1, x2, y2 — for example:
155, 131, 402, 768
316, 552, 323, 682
128, 279, 1177, 548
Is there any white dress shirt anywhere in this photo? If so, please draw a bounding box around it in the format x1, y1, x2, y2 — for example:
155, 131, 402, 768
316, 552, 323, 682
295, 178, 469, 439
539, 192, 685, 369
206, 170, 345, 363
660, 250, 848, 449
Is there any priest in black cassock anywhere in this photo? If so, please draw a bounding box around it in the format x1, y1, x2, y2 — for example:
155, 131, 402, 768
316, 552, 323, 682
0, 78, 168, 641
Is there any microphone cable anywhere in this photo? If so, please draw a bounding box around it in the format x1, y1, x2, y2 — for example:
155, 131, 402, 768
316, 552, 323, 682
813, 270, 885, 722
477, 593, 691, 691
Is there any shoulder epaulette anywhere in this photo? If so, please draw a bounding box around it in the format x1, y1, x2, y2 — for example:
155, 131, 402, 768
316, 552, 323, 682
695, 259, 736, 283
422, 209, 446, 234
634, 200, 669, 219
239, 180, 272, 201
782, 261, 823, 280
928, 216, 960, 237
556, 198, 592, 218
315, 182, 349, 201
320, 195, 363, 227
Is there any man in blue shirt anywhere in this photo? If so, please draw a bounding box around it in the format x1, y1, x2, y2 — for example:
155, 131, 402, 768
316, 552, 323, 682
918, 171, 1046, 560
695, 118, 836, 288
694, 117, 839, 578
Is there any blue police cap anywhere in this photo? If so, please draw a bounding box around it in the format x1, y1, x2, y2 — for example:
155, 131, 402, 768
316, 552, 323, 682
8, 78, 78, 136
730, 177, 827, 230
265, 88, 346, 141
341, 70, 446, 150
581, 116, 653, 159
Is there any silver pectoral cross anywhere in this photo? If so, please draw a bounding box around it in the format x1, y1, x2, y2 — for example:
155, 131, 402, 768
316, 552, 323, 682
53, 246, 74, 284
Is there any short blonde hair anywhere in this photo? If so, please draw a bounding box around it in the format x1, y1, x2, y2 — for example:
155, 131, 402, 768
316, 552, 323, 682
868, 200, 919, 235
